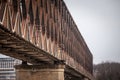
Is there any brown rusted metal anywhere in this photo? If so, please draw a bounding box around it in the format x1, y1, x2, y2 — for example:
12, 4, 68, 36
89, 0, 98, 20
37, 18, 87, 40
0, 0, 93, 79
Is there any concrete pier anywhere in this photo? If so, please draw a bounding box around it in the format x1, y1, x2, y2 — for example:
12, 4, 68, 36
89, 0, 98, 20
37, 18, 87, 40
15, 64, 65, 80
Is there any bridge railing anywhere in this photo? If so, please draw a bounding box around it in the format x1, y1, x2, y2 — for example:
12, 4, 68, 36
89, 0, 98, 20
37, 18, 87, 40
0, 0, 92, 77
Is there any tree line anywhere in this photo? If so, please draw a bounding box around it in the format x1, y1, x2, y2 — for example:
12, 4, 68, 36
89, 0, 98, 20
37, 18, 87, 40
93, 62, 120, 80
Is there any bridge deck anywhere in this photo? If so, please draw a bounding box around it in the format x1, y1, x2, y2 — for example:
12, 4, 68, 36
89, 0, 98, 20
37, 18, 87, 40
0, 24, 58, 64
0, 24, 91, 79
0, 0, 93, 80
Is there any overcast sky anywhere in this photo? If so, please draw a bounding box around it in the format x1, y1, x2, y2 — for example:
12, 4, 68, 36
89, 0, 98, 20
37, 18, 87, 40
64, 0, 120, 64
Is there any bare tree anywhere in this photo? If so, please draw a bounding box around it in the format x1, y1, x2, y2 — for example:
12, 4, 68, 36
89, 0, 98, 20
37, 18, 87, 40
93, 62, 120, 80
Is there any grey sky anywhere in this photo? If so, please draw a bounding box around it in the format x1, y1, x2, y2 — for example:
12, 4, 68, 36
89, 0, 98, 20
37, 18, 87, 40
64, 0, 120, 64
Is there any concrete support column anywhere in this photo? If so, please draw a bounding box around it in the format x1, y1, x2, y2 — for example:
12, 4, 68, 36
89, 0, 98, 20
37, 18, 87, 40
15, 64, 65, 80
83, 77, 89, 80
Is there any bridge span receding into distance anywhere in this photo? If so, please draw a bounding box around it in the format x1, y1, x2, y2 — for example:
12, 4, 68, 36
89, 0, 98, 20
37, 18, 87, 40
0, 0, 93, 80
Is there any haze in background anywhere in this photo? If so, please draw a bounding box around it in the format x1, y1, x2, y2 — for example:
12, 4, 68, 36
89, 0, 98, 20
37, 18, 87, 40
64, 0, 120, 64
0, 0, 120, 64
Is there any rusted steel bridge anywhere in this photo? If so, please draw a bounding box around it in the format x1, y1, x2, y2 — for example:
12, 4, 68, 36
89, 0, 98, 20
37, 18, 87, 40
0, 0, 93, 80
